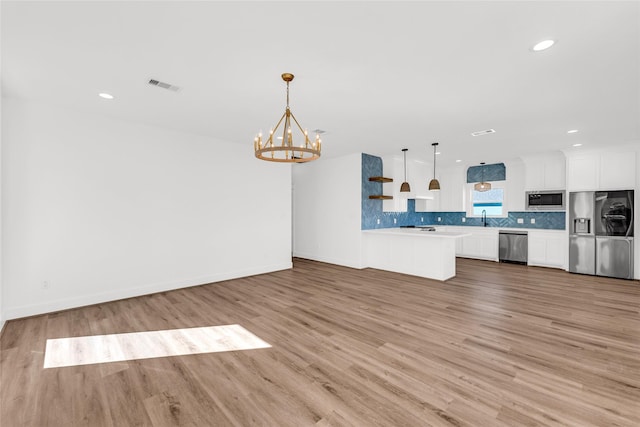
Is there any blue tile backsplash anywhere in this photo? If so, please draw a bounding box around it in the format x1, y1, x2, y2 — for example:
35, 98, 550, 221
426, 211, 566, 229
362, 153, 565, 230
467, 162, 506, 182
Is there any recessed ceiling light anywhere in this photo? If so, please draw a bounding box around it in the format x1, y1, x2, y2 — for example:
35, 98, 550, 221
572, 143, 582, 147
455, 159, 462, 163
567, 129, 579, 134
532, 39, 555, 52
435, 152, 441, 155
98, 93, 114, 99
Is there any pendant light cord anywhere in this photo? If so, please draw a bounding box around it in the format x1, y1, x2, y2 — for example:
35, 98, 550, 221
404, 150, 407, 181
433, 149, 435, 178
432, 144, 437, 179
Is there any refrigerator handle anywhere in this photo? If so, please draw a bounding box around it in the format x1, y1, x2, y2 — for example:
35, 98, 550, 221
627, 192, 634, 237
625, 238, 634, 279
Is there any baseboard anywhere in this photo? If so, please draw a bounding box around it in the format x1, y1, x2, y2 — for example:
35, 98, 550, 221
293, 251, 364, 270
4, 262, 292, 320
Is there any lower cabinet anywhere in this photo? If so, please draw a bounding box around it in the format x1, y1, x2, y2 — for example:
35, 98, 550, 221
445, 227, 499, 261
528, 230, 567, 269
439, 226, 566, 269
461, 230, 498, 261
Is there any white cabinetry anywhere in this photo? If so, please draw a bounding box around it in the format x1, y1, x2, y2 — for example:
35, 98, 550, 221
567, 154, 599, 191
381, 155, 408, 212
528, 230, 567, 269
415, 165, 464, 212
414, 158, 439, 212
600, 152, 636, 190
437, 226, 567, 269
414, 193, 439, 212
505, 158, 526, 212
567, 150, 636, 192
447, 226, 498, 261
408, 159, 429, 199
545, 158, 567, 190
363, 230, 459, 281
440, 166, 465, 212
524, 153, 566, 190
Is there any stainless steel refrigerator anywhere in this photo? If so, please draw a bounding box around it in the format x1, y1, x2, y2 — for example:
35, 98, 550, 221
569, 190, 634, 279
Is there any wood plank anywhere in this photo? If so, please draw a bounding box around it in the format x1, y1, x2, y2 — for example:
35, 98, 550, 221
368, 176, 393, 183
1, 258, 640, 426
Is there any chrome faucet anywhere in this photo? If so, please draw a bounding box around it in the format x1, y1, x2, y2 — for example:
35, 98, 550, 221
482, 209, 487, 227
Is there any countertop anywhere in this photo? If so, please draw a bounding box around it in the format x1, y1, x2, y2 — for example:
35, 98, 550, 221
392, 225, 567, 233
362, 228, 471, 238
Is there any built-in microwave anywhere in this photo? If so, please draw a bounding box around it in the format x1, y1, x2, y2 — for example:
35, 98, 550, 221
526, 190, 566, 211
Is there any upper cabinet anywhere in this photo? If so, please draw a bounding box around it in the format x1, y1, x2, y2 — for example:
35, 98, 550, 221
409, 158, 433, 200
600, 152, 636, 190
381, 155, 408, 212
566, 149, 636, 191
381, 155, 439, 212
415, 165, 464, 212
567, 154, 599, 191
440, 165, 465, 212
523, 152, 566, 191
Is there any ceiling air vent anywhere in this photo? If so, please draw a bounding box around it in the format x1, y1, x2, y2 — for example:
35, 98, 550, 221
471, 129, 496, 137
148, 79, 181, 92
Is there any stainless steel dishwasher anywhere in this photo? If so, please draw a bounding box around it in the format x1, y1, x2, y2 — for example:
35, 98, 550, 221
499, 230, 528, 264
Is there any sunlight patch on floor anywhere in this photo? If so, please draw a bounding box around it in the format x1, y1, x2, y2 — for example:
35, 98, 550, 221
43, 324, 271, 368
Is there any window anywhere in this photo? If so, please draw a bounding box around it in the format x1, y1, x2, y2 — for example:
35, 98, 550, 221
467, 184, 506, 217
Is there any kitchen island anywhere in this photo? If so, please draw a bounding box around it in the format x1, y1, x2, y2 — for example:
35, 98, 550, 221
362, 228, 470, 281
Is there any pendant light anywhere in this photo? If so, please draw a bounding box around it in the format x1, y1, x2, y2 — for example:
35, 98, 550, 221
474, 162, 492, 192
400, 148, 411, 192
428, 142, 441, 191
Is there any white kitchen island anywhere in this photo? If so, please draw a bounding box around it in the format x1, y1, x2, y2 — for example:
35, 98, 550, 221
362, 228, 470, 281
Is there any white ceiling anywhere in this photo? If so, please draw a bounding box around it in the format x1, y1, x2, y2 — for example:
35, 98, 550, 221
2, 1, 639, 165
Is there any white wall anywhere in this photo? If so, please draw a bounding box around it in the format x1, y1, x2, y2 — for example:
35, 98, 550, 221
0, 3, 4, 333
1, 98, 292, 319
293, 153, 363, 268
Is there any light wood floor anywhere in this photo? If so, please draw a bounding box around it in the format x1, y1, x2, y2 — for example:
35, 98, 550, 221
1, 258, 639, 426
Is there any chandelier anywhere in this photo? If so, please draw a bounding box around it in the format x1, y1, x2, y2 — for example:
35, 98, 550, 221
254, 73, 321, 163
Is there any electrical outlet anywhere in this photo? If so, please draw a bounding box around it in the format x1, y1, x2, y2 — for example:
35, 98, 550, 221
393, 218, 397, 224
462, 217, 466, 223
377, 218, 380, 225
531, 218, 536, 224
517, 218, 524, 224
42, 281, 50, 290
421, 217, 424, 222
437, 217, 442, 222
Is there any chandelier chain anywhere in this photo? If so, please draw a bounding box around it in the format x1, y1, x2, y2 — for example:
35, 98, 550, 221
286, 81, 290, 109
